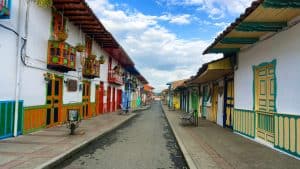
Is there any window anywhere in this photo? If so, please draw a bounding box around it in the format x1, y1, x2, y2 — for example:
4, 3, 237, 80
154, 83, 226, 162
52, 11, 66, 38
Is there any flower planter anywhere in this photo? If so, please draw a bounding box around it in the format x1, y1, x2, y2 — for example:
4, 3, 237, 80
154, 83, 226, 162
75, 44, 85, 52
36, 0, 53, 8
57, 31, 68, 41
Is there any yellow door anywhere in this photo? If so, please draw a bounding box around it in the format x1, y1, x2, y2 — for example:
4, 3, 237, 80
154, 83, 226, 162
255, 62, 275, 144
211, 84, 218, 122
46, 77, 62, 127
82, 81, 91, 119
225, 80, 234, 127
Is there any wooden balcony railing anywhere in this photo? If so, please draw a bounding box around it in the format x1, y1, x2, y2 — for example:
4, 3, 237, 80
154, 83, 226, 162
47, 40, 76, 72
108, 70, 123, 85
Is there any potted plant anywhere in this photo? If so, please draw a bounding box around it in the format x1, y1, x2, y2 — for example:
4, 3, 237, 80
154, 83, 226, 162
99, 55, 105, 64
57, 31, 68, 41
36, 0, 53, 8
75, 43, 85, 52
89, 54, 97, 60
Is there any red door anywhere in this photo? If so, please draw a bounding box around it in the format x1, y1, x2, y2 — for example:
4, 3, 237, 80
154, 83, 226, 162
117, 89, 122, 109
99, 82, 104, 114
112, 87, 116, 112
107, 86, 111, 112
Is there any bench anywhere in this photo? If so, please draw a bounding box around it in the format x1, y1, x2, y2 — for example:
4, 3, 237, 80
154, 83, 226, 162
180, 110, 195, 126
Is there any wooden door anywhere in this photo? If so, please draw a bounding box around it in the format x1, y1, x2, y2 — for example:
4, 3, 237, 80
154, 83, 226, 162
82, 81, 91, 119
117, 89, 122, 109
99, 82, 104, 114
225, 79, 234, 128
46, 77, 62, 127
112, 87, 116, 112
255, 62, 275, 143
107, 86, 111, 112
95, 85, 100, 115
211, 84, 218, 122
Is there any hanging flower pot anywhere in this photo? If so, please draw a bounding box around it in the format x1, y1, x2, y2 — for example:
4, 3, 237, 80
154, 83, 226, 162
99, 55, 105, 64
36, 0, 53, 8
75, 43, 85, 52
57, 31, 68, 41
89, 54, 97, 60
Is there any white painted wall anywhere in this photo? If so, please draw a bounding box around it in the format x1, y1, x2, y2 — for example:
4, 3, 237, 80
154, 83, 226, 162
235, 22, 300, 115
0, 1, 127, 108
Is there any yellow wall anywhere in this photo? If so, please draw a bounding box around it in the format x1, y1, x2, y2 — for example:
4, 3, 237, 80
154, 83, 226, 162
173, 93, 180, 110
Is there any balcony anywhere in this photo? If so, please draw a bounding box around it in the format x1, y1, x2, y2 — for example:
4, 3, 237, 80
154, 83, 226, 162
108, 70, 123, 85
82, 56, 100, 79
47, 41, 76, 72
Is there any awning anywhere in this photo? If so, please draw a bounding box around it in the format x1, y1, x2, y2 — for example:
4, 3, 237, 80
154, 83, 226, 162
203, 0, 300, 55
189, 57, 233, 84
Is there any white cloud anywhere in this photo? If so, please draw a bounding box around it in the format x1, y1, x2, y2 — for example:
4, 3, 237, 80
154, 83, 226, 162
160, 0, 255, 19
86, 0, 222, 92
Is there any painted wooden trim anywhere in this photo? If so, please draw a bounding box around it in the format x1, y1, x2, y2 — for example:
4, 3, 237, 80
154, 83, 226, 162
233, 109, 255, 138
0, 100, 24, 139
274, 113, 300, 158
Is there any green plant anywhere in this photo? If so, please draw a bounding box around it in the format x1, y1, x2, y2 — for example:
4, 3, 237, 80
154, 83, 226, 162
99, 55, 105, 64
57, 31, 68, 41
36, 0, 53, 8
89, 54, 97, 60
75, 43, 85, 52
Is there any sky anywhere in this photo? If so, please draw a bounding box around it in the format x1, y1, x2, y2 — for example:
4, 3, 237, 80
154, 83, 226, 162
86, 0, 254, 92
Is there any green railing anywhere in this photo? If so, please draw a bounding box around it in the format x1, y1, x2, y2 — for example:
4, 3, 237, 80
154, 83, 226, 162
233, 109, 255, 138
274, 113, 300, 158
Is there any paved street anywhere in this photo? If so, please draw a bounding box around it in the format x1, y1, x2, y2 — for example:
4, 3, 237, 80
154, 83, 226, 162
56, 102, 188, 169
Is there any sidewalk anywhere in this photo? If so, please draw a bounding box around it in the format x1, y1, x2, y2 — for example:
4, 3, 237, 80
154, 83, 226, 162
162, 104, 300, 169
0, 112, 136, 169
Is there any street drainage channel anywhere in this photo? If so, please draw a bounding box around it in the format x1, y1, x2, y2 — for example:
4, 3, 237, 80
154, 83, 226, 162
54, 104, 188, 169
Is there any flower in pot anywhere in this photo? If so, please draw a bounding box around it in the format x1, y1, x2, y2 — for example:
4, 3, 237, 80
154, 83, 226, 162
36, 0, 53, 8
57, 31, 68, 41
75, 43, 85, 52
99, 55, 105, 64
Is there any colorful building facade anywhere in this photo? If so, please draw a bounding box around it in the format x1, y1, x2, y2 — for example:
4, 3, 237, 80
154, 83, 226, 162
0, 0, 147, 139
204, 0, 300, 158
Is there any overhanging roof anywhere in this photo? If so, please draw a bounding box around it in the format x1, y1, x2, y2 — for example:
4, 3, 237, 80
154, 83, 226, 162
203, 0, 300, 55
188, 57, 233, 84
52, 0, 134, 66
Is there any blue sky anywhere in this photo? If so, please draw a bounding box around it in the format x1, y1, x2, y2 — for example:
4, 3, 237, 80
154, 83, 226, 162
86, 0, 254, 92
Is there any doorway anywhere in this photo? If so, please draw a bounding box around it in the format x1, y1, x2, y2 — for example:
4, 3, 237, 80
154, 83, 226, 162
46, 77, 62, 127
254, 61, 276, 144
224, 79, 234, 128
211, 84, 218, 122
82, 81, 91, 119
107, 86, 111, 112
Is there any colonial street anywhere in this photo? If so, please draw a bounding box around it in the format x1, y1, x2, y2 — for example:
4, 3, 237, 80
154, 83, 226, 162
55, 102, 188, 169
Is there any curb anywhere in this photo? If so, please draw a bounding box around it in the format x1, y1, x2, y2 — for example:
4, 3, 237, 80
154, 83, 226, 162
35, 113, 137, 169
160, 103, 197, 169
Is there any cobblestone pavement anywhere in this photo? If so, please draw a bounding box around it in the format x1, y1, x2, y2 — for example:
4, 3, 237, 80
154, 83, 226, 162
56, 102, 188, 169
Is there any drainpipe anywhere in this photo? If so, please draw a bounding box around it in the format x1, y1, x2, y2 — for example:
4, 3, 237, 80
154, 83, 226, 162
13, 0, 24, 137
